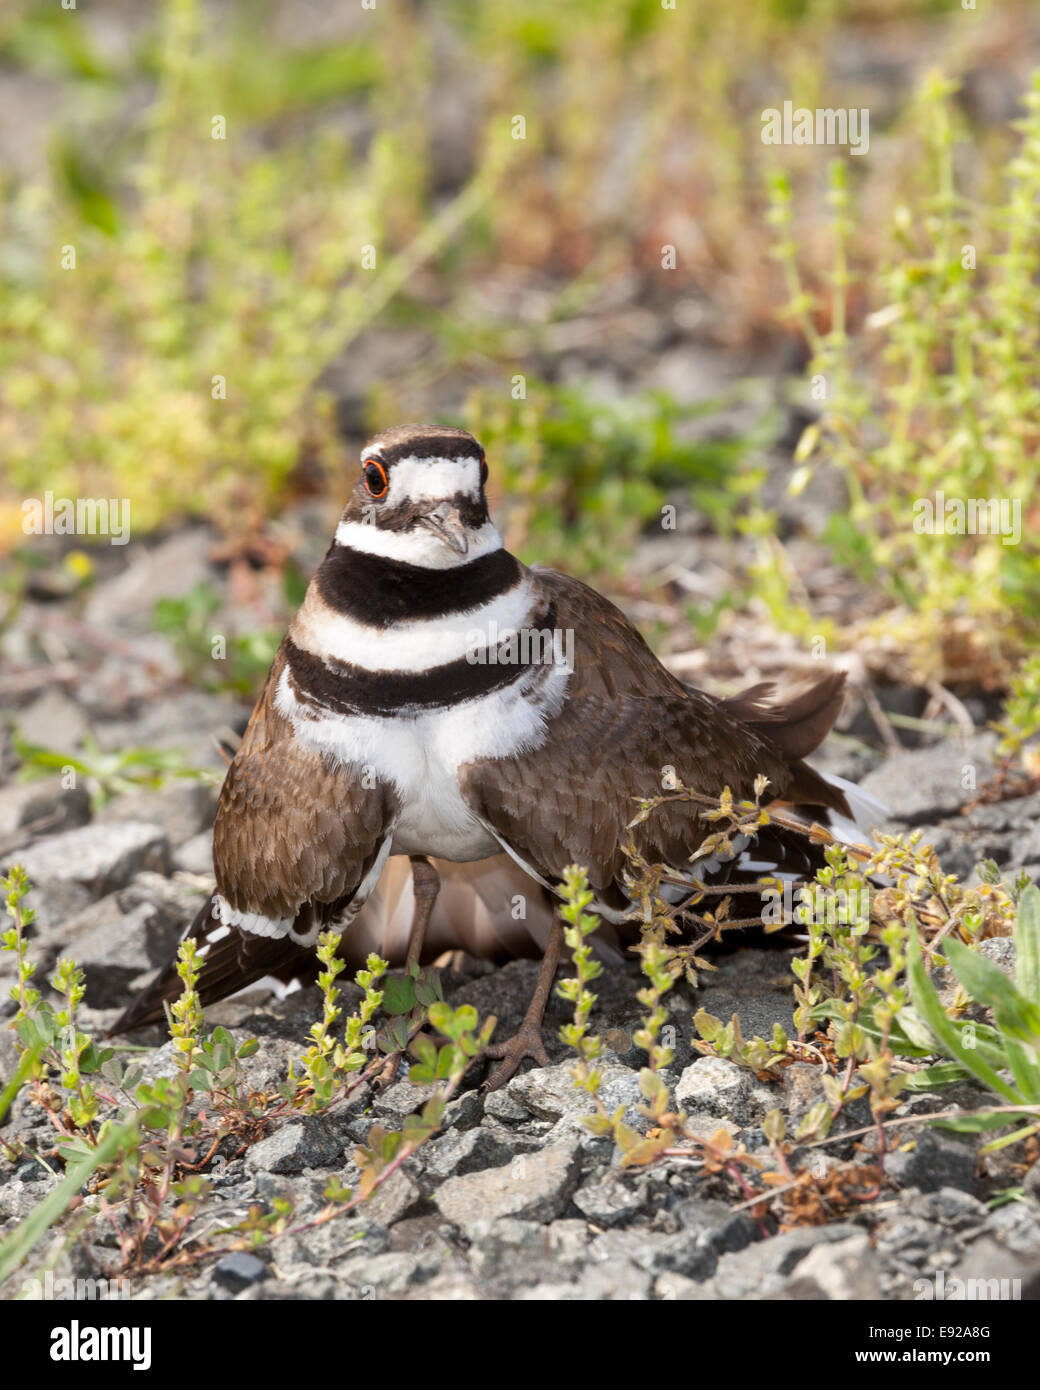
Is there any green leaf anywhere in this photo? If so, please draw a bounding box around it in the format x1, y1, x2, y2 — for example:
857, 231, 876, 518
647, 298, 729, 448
946, 937, 1040, 1044
381, 976, 415, 1016
0, 1043, 42, 1125
1015, 885, 1040, 1003
453, 1005, 478, 1034
906, 927, 1022, 1105
929, 1111, 1033, 1133
980, 1123, 1040, 1154
999, 1035, 1040, 1104
426, 1001, 453, 1035
902, 1062, 972, 1091
638, 1068, 667, 1105
0, 1121, 135, 1287
410, 1035, 437, 1069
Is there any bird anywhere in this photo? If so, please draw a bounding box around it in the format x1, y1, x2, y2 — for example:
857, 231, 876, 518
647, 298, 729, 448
111, 422, 882, 1087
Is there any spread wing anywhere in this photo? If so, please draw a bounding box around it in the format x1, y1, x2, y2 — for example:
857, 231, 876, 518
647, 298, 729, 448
110, 647, 398, 1031
458, 568, 843, 902
212, 646, 397, 921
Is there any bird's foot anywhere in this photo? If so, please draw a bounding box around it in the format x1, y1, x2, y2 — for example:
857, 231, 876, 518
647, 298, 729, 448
481, 1023, 551, 1093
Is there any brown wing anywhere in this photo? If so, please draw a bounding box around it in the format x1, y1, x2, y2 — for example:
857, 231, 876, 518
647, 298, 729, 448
213, 646, 397, 920
109, 647, 399, 1032
459, 568, 842, 898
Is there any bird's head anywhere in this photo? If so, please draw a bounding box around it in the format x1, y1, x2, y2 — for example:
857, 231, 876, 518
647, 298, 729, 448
336, 423, 496, 568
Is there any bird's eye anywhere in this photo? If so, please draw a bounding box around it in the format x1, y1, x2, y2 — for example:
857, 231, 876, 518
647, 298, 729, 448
480, 456, 489, 485
363, 460, 388, 498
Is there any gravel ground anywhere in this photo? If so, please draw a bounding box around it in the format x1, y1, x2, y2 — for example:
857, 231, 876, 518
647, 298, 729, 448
1, 534, 1039, 1302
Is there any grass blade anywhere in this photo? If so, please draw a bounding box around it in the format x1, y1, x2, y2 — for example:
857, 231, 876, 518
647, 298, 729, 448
1016, 884, 1040, 1004
906, 927, 1022, 1105
0, 1121, 134, 1289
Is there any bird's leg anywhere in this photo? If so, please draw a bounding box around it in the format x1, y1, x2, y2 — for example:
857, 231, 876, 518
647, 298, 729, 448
376, 855, 440, 1089
481, 915, 564, 1093
405, 855, 440, 970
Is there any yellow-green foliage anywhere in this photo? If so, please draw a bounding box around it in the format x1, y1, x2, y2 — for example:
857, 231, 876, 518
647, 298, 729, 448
763, 73, 1040, 674
0, 0, 979, 544
0, 0, 504, 534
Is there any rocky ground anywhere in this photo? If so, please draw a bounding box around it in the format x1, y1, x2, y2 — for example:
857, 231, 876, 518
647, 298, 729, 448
2, 532, 1040, 1302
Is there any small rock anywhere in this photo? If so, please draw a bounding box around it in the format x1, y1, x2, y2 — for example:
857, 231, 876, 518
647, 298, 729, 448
674, 1197, 756, 1256
15, 689, 90, 752
434, 1140, 582, 1227
675, 1056, 750, 1122
59, 872, 204, 1004
245, 1117, 344, 1175
507, 1065, 587, 1122
887, 1129, 977, 1195
977, 937, 1016, 976
782, 1061, 826, 1121
911, 1188, 988, 1232
212, 1252, 268, 1293
359, 1169, 424, 1229
270, 1219, 389, 1273
371, 1077, 439, 1121
482, 1089, 533, 1124
0, 778, 91, 840
173, 831, 214, 876
1024, 1158, 1040, 1202
709, 1223, 863, 1299
573, 1168, 649, 1228
337, 1250, 432, 1296
84, 527, 218, 628
943, 1237, 1040, 1301
586, 1226, 715, 1281
860, 736, 997, 825
8, 821, 170, 897
440, 1089, 484, 1132
780, 1232, 881, 1299
100, 781, 216, 847
421, 1127, 517, 1180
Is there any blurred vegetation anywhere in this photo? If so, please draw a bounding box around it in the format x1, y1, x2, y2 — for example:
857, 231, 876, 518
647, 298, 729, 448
762, 75, 1040, 682
0, 0, 1037, 688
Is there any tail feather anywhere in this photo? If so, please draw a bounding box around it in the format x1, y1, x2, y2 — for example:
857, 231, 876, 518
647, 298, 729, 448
107, 895, 316, 1034
722, 671, 847, 762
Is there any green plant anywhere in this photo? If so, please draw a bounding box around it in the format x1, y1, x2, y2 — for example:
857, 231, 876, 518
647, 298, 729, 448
763, 73, 1040, 679
991, 653, 1040, 775
0, 0, 508, 537
11, 730, 214, 808
466, 380, 758, 581
152, 582, 283, 697
0, 864, 497, 1286
901, 885, 1040, 1153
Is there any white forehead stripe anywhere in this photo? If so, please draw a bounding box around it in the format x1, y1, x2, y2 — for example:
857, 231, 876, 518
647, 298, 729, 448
334, 519, 502, 569
378, 454, 482, 506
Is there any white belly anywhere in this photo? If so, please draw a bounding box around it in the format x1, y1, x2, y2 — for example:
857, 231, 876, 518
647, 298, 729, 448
275, 663, 570, 863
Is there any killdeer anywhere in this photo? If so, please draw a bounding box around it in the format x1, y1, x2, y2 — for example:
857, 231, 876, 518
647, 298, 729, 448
112, 423, 881, 1087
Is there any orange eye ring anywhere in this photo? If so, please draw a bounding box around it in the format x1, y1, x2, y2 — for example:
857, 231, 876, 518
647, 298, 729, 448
480, 455, 489, 485
363, 459, 388, 498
